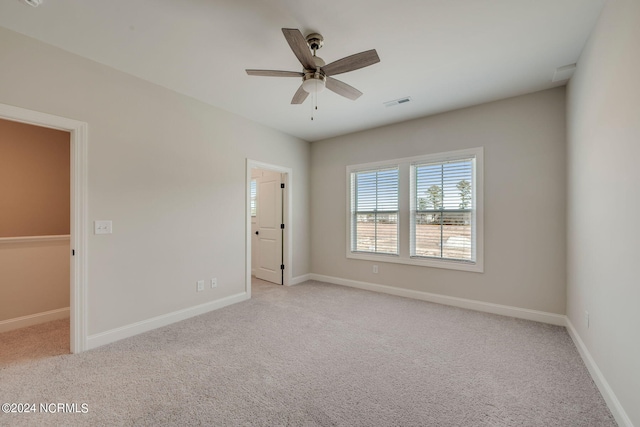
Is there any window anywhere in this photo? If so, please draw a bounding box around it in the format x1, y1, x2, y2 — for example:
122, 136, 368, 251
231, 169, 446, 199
349, 167, 399, 255
250, 179, 257, 217
411, 158, 475, 263
347, 148, 483, 272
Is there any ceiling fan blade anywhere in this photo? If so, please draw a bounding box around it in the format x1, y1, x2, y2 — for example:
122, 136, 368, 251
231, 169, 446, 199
246, 69, 304, 77
291, 84, 309, 104
282, 28, 317, 70
322, 49, 380, 76
326, 77, 363, 100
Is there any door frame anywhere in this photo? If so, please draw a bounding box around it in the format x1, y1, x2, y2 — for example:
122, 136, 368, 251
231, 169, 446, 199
246, 159, 292, 296
0, 103, 88, 353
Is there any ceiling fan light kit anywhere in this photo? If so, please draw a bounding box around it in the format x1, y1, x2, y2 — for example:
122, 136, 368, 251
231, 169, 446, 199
246, 28, 380, 106
302, 73, 326, 93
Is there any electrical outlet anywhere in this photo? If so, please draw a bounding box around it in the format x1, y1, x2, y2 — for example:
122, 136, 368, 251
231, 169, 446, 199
585, 310, 590, 329
211, 278, 217, 288
196, 280, 205, 292
373, 265, 378, 274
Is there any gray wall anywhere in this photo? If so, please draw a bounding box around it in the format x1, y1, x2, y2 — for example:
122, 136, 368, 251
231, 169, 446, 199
0, 27, 311, 335
567, 0, 640, 424
311, 88, 567, 314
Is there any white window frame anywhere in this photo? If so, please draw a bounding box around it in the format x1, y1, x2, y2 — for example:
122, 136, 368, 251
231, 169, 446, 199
348, 165, 400, 256
346, 147, 483, 273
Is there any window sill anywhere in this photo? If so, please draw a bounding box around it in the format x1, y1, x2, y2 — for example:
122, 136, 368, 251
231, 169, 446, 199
346, 251, 483, 273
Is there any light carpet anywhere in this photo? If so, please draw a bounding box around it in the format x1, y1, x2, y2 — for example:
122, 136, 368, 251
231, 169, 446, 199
0, 279, 616, 426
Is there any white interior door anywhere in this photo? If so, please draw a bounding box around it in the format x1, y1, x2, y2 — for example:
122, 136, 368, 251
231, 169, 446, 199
255, 170, 283, 284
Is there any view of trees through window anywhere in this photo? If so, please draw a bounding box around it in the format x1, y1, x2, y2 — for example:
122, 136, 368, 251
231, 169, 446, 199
348, 149, 481, 271
413, 160, 473, 261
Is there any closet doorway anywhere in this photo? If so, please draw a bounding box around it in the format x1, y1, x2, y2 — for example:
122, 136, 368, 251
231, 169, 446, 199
0, 104, 87, 353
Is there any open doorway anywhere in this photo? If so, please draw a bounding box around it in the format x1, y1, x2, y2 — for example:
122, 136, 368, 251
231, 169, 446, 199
245, 160, 293, 295
0, 103, 88, 354
0, 118, 71, 362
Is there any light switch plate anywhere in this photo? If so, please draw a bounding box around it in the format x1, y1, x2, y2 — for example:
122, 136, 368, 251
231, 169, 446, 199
94, 220, 113, 235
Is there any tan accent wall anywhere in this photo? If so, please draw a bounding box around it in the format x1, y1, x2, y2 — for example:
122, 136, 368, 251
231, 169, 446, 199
0, 118, 70, 238
0, 238, 70, 322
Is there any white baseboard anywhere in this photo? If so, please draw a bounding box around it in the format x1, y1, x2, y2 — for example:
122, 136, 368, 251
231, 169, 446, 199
565, 318, 633, 427
309, 274, 566, 326
0, 307, 70, 333
86, 292, 249, 350
289, 274, 311, 286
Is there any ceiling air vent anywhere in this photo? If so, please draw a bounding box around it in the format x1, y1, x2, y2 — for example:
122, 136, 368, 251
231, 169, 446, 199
552, 64, 576, 82
384, 97, 412, 107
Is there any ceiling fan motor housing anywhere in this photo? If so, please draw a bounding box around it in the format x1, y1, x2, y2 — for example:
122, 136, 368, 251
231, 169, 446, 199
302, 56, 326, 73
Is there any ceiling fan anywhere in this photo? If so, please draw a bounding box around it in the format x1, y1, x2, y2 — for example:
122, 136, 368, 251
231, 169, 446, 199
246, 28, 380, 104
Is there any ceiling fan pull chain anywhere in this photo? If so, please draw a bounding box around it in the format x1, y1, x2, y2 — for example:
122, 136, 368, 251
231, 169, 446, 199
314, 82, 319, 116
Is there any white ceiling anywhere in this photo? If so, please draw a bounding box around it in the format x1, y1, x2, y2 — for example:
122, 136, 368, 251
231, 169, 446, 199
0, 0, 605, 142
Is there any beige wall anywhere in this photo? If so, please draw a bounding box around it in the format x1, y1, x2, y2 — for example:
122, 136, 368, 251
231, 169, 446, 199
0, 27, 311, 335
567, 0, 640, 425
0, 238, 70, 322
0, 118, 70, 238
0, 110, 70, 324
311, 87, 567, 314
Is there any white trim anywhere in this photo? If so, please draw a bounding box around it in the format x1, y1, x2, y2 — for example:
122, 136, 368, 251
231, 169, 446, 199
0, 234, 70, 244
309, 274, 565, 326
0, 103, 89, 353
0, 307, 70, 333
86, 292, 249, 350
346, 251, 483, 273
345, 147, 484, 273
246, 160, 294, 293
290, 274, 311, 286
565, 318, 634, 427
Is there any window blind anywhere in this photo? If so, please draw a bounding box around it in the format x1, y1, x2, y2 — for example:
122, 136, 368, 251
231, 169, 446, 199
350, 167, 399, 255
412, 158, 475, 262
